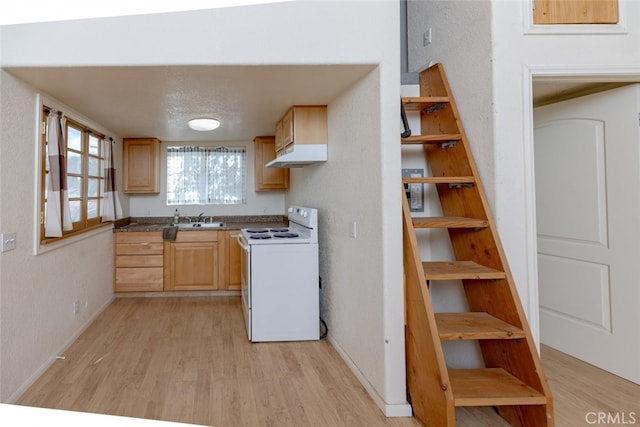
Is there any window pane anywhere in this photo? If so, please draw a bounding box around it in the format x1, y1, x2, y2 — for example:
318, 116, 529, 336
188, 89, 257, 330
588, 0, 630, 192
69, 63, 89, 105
88, 178, 99, 197
88, 156, 99, 176
69, 200, 81, 222
68, 176, 82, 198
67, 126, 82, 151
67, 151, 82, 174
87, 199, 98, 219
89, 135, 100, 155
166, 146, 247, 205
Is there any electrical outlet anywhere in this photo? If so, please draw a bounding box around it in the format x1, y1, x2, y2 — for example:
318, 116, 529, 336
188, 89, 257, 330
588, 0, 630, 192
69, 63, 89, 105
1, 232, 17, 252
73, 300, 80, 316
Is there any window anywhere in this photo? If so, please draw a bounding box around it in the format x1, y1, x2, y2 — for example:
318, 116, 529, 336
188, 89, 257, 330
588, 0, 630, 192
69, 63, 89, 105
166, 146, 247, 205
41, 106, 108, 243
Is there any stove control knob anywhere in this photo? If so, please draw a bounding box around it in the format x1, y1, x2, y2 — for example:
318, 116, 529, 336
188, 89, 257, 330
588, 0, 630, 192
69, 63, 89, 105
302, 210, 308, 217
288, 207, 293, 213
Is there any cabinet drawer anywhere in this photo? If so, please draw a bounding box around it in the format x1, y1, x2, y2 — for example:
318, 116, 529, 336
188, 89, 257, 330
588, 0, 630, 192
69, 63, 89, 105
115, 267, 163, 292
173, 230, 218, 243
116, 255, 163, 268
116, 242, 163, 256
115, 232, 163, 244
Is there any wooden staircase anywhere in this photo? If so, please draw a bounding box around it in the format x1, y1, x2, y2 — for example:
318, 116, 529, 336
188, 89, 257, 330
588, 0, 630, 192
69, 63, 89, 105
401, 63, 554, 426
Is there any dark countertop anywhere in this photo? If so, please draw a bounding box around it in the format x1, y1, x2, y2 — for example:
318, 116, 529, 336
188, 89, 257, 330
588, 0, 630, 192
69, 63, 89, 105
113, 215, 288, 232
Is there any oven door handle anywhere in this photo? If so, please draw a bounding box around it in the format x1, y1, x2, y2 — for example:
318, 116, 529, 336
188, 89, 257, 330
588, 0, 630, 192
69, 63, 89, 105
237, 233, 249, 251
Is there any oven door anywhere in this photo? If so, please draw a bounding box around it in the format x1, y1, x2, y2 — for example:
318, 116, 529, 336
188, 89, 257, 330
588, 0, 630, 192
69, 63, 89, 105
237, 233, 251, 340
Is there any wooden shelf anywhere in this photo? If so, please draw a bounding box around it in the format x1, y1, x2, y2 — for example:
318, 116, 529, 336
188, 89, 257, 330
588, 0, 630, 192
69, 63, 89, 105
450, 368, 547, 407
435, 312, 524, 341
403, 176, 475, 185
401, 134, 462, 144
423, 261, 506, 280
402, 96, 450, 111
412, 217, 488, 229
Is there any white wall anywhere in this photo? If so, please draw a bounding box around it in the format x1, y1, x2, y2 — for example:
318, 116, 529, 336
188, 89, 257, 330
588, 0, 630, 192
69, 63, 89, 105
0, 70, 116, 402
407, 0, 640, 342
0, 1, 408, 415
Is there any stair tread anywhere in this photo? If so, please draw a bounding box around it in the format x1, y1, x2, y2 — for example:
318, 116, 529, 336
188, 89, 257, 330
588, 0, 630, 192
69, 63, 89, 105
402, 96, 450, 111
423, 261, 506, 280
450, 368, 547, 407
401, 133, 462, 144
412, 216, 488, 229
403, 176, 475, 184
435, 312, 525, 341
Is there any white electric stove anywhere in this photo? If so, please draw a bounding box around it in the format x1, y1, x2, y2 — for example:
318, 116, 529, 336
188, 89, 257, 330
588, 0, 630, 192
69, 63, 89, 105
237, 206, 319, 342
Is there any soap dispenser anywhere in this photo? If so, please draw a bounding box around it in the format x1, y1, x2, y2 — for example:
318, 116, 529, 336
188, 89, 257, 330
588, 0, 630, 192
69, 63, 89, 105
173, 209, 180, 225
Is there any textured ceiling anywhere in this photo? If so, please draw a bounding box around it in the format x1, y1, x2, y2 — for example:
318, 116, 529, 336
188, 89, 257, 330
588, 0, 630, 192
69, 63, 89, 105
6, 64, 375, 142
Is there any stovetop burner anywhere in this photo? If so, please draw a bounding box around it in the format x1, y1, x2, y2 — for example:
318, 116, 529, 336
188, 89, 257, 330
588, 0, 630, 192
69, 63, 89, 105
250, 234, 272, 240
270, 228, 290, 233
273, 232, 299, 238
246, 228, 269, 233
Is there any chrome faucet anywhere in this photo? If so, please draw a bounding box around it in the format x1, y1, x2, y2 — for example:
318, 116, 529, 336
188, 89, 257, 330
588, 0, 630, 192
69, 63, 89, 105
197, 212, 205, 222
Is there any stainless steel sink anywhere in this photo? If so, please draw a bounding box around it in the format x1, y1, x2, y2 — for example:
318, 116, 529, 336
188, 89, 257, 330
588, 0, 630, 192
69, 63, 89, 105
176, 222, 225, 229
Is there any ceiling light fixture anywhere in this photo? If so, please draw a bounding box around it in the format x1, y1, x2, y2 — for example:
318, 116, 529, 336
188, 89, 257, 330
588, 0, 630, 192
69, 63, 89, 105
188, 118, 220, 131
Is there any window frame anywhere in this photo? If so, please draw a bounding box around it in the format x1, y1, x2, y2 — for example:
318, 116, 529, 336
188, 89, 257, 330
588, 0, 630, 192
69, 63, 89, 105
40, 106, 111, 244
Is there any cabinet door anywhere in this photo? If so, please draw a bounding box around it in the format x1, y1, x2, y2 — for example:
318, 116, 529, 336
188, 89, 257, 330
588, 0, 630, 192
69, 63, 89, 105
123, 138, 160, 193
166, 241, 219, 290
254, 136, 289, 191
227, 230, 242, 290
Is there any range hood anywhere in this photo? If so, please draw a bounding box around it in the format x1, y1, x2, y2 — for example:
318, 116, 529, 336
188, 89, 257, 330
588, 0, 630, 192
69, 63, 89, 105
266, 144, 327, 168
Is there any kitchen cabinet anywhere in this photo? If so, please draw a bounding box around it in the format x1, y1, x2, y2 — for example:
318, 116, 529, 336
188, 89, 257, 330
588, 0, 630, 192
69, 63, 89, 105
225, 230, 242, 291
274, 106, 327, 154
123, 138, 160, 193
164, 231, 220, 291
114, 232, 164, 292
254, 136, 289, 191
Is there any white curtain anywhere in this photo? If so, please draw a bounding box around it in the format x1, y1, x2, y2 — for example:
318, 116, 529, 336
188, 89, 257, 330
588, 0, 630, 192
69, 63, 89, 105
45, 110, 73, 237
167, 146, 247, 205
101, 137, 123, 221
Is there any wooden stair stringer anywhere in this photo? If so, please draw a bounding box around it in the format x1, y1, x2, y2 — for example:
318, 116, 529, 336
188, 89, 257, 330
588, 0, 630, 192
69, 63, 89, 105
419, 63, 554, 426
402, 191, 455, 426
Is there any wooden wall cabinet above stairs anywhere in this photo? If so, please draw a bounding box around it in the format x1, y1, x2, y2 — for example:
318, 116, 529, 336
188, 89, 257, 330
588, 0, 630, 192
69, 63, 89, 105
402, 63, 554, 426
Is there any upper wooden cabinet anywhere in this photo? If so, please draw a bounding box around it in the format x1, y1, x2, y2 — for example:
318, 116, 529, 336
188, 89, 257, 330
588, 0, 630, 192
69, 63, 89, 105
123, 138, 160, 193
533, 0, 618, 24
254, 136, 289, 191
274, 106, 327, 154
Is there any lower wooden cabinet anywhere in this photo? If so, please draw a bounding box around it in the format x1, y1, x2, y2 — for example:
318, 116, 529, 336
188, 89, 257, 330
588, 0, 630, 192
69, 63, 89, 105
114, 229, 243, 292
164, 231, 220, 291
114, 232, 164, 292
226, 230, 242, 291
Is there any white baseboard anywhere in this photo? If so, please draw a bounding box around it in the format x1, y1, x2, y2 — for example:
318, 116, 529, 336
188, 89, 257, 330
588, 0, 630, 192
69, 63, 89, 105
327, 335, 413, 418
6, 295, 115, 403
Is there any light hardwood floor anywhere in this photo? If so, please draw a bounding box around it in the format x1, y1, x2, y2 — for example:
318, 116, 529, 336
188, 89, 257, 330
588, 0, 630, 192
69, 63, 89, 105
15, 297, 640, 426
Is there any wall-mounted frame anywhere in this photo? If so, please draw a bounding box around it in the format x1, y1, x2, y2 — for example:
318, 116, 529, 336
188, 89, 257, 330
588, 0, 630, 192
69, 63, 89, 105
402, 168, 424, 212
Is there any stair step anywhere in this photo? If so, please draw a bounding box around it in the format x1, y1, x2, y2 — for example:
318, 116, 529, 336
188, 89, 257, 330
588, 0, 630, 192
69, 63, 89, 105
412, 216, 488, 229
402, 96, 450, 112
401, 134, 462, 144
435, 312, 525, 341
403, 176, 475, 185
450, 368, 547, 407
423, 261, 506, 280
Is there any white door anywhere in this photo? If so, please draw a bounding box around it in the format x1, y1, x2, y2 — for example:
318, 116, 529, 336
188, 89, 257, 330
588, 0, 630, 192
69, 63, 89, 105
534, 84, 640, 384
